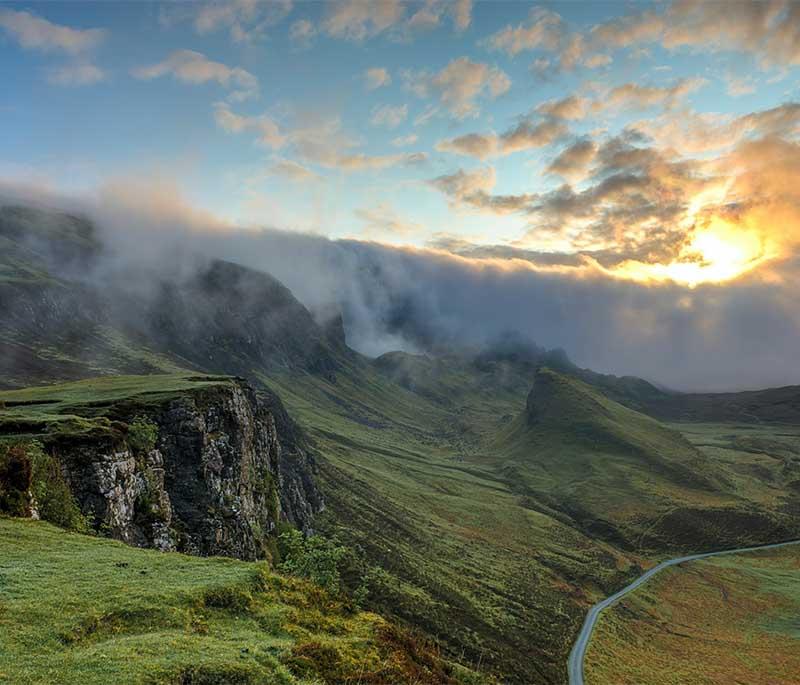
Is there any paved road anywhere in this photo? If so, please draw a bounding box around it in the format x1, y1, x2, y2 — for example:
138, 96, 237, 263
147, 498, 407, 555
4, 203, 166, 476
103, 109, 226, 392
567, 539, 800, 685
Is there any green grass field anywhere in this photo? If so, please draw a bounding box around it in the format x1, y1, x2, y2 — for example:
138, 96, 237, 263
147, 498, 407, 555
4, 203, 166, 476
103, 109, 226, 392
0, 517, 485, 685
585, 545, 800, 684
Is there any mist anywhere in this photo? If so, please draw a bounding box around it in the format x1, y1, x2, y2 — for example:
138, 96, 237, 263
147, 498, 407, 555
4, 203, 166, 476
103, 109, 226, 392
2, 178, 799, 392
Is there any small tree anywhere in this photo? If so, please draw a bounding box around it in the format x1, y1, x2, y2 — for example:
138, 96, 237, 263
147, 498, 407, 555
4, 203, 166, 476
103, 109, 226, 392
127, 416, 158, 454
278, 529, 347, 594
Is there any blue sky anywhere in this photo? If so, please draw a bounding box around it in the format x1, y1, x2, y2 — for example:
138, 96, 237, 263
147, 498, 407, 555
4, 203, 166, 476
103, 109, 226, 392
1, 1, 799, 285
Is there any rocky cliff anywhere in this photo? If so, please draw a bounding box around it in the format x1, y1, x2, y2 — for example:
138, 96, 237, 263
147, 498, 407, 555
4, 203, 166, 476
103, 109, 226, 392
9, 376, 323, 560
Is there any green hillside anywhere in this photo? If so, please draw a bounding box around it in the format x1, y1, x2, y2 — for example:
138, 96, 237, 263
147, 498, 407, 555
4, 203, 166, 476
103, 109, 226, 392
0, 518, 484, 685
491, 369, 798, 550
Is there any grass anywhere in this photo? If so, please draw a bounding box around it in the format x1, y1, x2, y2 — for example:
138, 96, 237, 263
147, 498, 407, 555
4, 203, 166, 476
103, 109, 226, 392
0, 517, 485, 685
584, 545, 800, 684
0, 373, 234, 440
2, 364, 799, 684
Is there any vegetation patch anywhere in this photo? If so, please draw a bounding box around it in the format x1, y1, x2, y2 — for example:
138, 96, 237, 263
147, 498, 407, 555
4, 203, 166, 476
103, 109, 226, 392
0, 518, 486, 685
585, 546, 800, 684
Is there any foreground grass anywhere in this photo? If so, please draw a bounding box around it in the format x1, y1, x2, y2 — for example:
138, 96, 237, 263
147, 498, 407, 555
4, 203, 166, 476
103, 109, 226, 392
585, 545, 800, 684
0, 518, 482, 685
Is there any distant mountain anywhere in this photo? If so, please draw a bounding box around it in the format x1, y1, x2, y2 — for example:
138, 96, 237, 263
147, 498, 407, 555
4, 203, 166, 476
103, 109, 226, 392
491, 368, 797, 550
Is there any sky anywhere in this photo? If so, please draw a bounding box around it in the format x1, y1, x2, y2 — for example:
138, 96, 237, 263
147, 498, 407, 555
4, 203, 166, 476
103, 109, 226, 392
1, 1, 800, 389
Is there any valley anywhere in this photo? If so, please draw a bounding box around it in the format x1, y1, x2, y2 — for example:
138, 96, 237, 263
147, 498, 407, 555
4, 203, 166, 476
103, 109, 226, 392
1, 205, 799, 684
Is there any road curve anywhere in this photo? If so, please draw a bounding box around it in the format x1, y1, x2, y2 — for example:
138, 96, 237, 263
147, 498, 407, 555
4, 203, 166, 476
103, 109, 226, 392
567, 539, 800, 685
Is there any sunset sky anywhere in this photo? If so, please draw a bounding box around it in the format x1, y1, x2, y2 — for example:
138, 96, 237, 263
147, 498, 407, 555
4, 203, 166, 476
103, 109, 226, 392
2, 1, 800, 388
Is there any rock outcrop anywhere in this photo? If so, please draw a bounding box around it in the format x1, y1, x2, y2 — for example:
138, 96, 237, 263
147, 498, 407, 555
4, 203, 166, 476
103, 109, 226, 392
49, 379, 322, 560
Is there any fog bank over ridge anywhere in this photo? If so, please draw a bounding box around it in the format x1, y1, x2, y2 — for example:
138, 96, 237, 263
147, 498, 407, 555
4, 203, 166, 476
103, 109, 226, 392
2, 178, 798, 393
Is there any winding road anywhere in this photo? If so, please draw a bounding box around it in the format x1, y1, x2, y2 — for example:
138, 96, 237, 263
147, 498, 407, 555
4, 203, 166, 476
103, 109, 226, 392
567, 539, 800, 685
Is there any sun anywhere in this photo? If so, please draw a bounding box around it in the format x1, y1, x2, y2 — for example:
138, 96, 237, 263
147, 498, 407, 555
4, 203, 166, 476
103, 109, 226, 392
609, 215, 775, 288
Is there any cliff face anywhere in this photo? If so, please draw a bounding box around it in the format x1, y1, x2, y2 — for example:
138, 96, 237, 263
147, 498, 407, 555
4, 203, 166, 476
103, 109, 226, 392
48, 379, 322, 560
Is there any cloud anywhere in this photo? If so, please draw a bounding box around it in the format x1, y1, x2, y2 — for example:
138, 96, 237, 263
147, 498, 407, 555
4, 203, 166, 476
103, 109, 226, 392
2, 175, 799, 391
322, 0, 404, 41
289, 18, 316, 46
369, 104, 408, 128
546, 139, 598, 181
364, 67, 391, 90
404, 57, 511, 118
355, 202, 424, 240
404, 0, 473, 35
213, 103, 286, 148
583, 53, 612, 69
451, 0, 472, 31
726, 74, 756, 97
429, 166, 537, 213
629, 102, 800, 156
483, 7, 611, 73
325, 151, 427, 171
589, 1, 800, 69
536, 95, 590, 120
436, 119, 566, 159
486, 1, 800, 76
45, 62, 107, 87
590, 9, 665, 50
604, 77, 707, 110
215, 107, 427, 171
162, 0, 293, 43
318, 0, 471, 42
0, 8, 105, 54
268, 159, 320, 182
483, 7, 564, 56
391, 133, 418, 147
132, 50, 259, 102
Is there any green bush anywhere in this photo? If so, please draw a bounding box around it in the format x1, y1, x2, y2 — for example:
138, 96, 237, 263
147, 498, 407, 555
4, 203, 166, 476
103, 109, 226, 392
0, 441, 88, 531
0, 443, 33, 516
128, 416, 158, 454
278, 529, 347, 595
28, 442, 90, 532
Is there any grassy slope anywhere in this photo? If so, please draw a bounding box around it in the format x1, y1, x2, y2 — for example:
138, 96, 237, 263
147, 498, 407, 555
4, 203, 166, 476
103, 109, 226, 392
268, 363, 800, 684
0, 517, 485, 685
584, 544, 800, 685
489, 369, 794, 550
267, 363, 647, 685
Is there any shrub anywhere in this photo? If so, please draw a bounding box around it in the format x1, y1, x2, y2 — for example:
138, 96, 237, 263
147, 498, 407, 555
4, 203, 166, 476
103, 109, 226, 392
278, 529, 347, 595
0, 443, 33, 516
128, 416, 158, 454
0, 441, 88, 531
28, 442, 90, 532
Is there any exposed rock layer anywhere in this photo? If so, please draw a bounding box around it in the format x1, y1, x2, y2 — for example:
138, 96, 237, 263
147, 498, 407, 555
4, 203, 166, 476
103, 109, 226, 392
50, 379, 322, 559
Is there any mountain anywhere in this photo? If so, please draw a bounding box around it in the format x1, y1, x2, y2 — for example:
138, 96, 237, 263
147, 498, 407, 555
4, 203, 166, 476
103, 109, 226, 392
2, 203, 800, 685
491, 368, 797, 550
